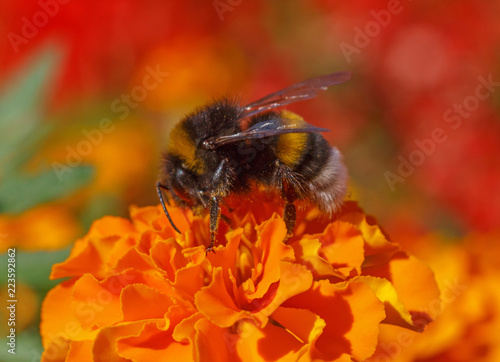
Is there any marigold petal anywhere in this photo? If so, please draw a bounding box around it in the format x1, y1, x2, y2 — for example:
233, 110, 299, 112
114, 246, 155, 272
291, 238, 345, 280
41, 340, 69, 362
149, 239, 180, 280
363, 251, 440, 329
235, 319, 307, 362
66, 340, 93, 362
72, 274, 123, 329
204, 228, 245, 304
51, 220, 137, 280
340, 281, 387, 360
121, 284, 174, 322
92, 321, 150, 362
99, 268, 179, 301
195, 267, 251, 327
130, 204, 191, 236
194, 317, 237, 362
318, 221, 365, 276
284, 280, 386, 361
207, 228, 243, 271
105, 237, 138, 268
340, 208, 398, 267
247, 218, 294, 299
271, 307, 326, 346
240, 277, 257, 297
117, 320, 193, 361
88, 216, 137, 237
352, 275, 423, 331
252, 261, 313, 325
172, 312, 204, 344
174, 249, 207, 296
50, 240, 104, 280
40, 280, 97, 348
298, 221, 365, 278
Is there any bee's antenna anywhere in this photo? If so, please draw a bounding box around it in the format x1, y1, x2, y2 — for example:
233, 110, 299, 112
156, 182, 181, 234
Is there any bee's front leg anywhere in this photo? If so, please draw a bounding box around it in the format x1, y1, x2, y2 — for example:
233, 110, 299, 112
156, 182, 181, 234
204, 158, 235, 254
206, 196, 221, 254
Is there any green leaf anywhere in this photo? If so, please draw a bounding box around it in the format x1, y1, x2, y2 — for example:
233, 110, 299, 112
0, 44, 62, 177
0, 165, 94, 214
0, 43, 95, 213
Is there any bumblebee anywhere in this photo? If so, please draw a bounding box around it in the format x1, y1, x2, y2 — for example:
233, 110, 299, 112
157, 71, 351, 252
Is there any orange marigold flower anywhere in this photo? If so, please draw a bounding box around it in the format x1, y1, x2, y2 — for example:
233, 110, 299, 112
0, 204, 80, 251
368, 231, 500, 362
41, 198, 439, 361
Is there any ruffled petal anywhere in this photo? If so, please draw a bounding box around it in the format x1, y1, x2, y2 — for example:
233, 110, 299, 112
235, 319, 308, 362
195, 267, 252, 327
363, 251, 440, 330
285, 280, 386, 361
117, 320, 193, 361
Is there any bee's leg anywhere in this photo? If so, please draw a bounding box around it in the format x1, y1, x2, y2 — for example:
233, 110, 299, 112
206, 196, 221, 254
156, 182, 181, 234
221, 214, 232, 226
282, 178, 298, 238
205, 158, 234, 254
283, 200, 296, 238
212, 158, 232, 194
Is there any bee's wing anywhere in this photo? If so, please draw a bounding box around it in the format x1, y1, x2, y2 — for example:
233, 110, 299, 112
202, 118, 329, 149
241, 71, 351, 118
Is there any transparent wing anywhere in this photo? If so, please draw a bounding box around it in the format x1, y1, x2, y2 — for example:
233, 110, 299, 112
241, 71, 351, 118
202, 117, 329, 149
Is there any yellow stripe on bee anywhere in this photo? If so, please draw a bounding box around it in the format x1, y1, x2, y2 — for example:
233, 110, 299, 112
276, 110, 308, 167
167, 122, 205, 174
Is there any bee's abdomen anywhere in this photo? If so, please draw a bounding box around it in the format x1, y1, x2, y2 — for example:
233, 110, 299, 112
287, 132, 331, 180
275, 110, 331, 180
274, 112, 348, 214
274, 111, 313, 170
